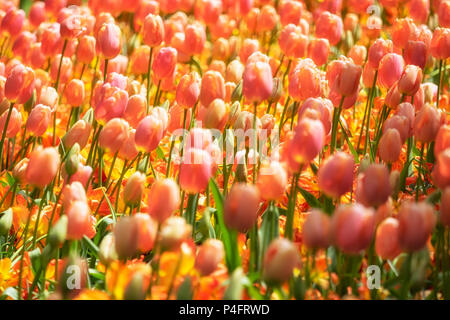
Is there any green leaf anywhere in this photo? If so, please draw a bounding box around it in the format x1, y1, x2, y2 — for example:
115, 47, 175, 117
297, 187, 323, 209
83, 235, 100, 258
177, 276, 193, 300
156, 146, 167, 162
339, 119, 359, 163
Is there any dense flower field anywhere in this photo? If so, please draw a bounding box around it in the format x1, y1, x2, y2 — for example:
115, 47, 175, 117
0, 0, 449, 301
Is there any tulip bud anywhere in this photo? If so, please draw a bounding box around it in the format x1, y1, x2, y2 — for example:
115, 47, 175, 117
263, 238, 301, 284
48, 215, 68, 247
315, 11, 343, 46
195, 239, 224, 276
12, 158, 28, 184
308, 38, 330, 67
65, 143, 80, 178
317, 152, 354, 198
159, 216, 192, 250
77, 35, 96, 65
124, 172, 146, 206
302, 210, 331, 249
0, 208, 13, 236
204, 98, 228, 130
224, 183, 260, 233
368, 39, 393, 69
435, 125, 450, 157
375, 217, 402, 260
63, 119, 91, 150
331, 204, 375, 254
200, 70, 226, 107
290, 118, 325, 164
99, 233, 118, 266
64, 79, 85, 106
398, 201, 436, 252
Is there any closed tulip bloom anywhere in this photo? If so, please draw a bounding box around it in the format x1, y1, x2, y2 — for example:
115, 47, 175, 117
176, 72, 201, 109
290, 118, 325, 164
97, 23, 122, 59
68, 164, 93, 187
134, 213, 157, 252
77, 35, 96, 65
12, 32, 36, 61
224, 183, 260, 233
37, 86, 58, 110
64, 79, 85, 106
184, 22, 206, 56
438, 0, 450, 27
63, 119, 91, 149
327, 60, 362, 97
29, 2, 46, 27
302, 210, 331, 249
413, 104, 441, 143
179, 148, 213, 194
384, 82, 402, 109
331, 204, 375, 254
203, 98, 227, 130
50, 54, 73, 86
315, 11, 343, 46
379, 128, 402, 163
368, 38, 393, 69
263, 238, 301, 284
26, 147, 60, 188
1, 8, 25, 36
130, 46, 150, 75
135, 114, 164, 153
0, 107, 21, 138
239, 39, 259, 64
391, 18, 419, 49
114, 217, 139, 259
60, 14, 84, 39
308, 38, 330, 66
375, 217, 402, 260
142, 14, 164, 47
383, 115, 410, 143
26, 104, 52, 136
98, 233, 118, 266
242, 59, 273, 103
12, 158, 29, 184
377, 53, 405, 89
297, 97, 333, 135
318, 151, 354, 198
257, 161, 288, 201
279, 0, 303, 26
435, 125, 450, 157
66, 201, 92, 240
408, 0, 429, 24
395, 102, 415, 134
404, 40, 427, 69
398, 65, 422, 96
257, 5, 278, 32
200, 70, 225, 107
147, 178, 180, 223
93, 83, 128, 123
159, 216, 192, 250
118, 129, 139, 161
398, 201, 436, 252
29, 43, 46, 69
440, 187, 450, 227
279, 25, 308, 59
152, 47, 177, 80
356, 164, 391, 207
62, 181, 87, 211
40, 23, 61, 57
288, 59, 322, 101
124, 95, 146, 128
98, 118, 130, 154
195, 239, 225, 276
430, 27, 450, 60
347, 45, 366, 66
123, 172, 146, 206
5, 64, 35, 104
